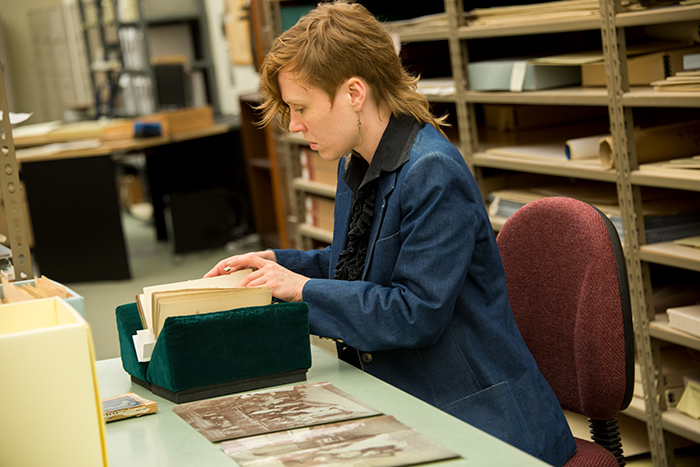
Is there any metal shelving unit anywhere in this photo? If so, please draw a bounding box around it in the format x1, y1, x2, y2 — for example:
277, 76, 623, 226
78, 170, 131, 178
262, 2, 700, 463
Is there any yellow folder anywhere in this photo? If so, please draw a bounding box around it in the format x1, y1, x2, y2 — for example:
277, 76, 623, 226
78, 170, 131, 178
0, 297, 108, 466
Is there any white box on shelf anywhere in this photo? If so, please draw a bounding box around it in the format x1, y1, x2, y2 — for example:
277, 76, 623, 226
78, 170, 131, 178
467, 58, 581, 92
667, 304, 700, 338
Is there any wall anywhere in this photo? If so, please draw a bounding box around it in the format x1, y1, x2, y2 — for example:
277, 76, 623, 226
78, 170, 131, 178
0, 0, 64, 122
204, 0, 260, 116
1, 0, 260, 123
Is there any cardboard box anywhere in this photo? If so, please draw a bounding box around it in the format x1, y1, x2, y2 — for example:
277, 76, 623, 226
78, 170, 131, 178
102, 106, 215, 140
137, 105, 215, 137
582, 45, 700, 86
0, 298, 107, 466
482, 104, 607, 132
468, 58, 581, 91
0, 278, 85, 317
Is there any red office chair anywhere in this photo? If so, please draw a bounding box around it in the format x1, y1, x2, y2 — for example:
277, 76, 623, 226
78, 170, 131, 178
496, 196, 634, 467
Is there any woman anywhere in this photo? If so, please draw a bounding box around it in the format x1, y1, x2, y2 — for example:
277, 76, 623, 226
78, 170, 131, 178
206, 2, 576, 465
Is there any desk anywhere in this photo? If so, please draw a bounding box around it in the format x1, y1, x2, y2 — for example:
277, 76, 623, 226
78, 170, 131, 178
15, 123, 246, 282
97, 346, 547, 466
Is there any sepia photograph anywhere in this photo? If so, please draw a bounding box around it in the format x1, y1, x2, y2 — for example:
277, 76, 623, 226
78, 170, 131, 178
172, 382, 382, 442
221, 415, 460, 466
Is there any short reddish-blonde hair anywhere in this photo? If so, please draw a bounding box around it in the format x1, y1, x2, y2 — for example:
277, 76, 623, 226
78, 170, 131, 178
257, 1, 446, 135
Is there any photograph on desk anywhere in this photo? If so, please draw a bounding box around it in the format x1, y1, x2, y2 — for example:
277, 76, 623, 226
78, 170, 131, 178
172, 381, 381, 443
221, 414, 459, 467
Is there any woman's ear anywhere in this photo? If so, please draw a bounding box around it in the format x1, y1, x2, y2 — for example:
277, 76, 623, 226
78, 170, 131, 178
345, 77, 366, 111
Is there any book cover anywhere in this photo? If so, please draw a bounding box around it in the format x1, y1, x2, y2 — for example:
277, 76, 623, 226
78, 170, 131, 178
102, 392, 157, 422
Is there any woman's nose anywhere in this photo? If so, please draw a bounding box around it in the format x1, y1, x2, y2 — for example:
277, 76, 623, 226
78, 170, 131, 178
289, 116, 305, 133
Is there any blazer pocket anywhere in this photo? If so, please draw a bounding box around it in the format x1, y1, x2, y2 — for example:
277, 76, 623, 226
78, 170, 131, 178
439, 381, 535, 455
368, 230, 401, 281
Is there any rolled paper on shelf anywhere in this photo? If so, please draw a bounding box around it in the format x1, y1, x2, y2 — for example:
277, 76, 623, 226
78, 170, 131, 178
565, 134, 609, 160
598, 120, 700, 169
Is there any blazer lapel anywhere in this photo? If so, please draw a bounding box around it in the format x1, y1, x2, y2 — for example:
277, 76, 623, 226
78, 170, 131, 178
362, 170, 397, 279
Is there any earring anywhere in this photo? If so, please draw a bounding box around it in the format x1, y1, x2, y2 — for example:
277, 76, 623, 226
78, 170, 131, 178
357, 113, 362, 144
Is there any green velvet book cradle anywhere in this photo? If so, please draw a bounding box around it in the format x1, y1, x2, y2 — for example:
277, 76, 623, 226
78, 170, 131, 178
116, 301, 312, 403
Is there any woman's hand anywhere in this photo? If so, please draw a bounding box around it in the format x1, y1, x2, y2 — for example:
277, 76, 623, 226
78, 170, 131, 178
204, 251, 308, 303
204, 250, 277, 277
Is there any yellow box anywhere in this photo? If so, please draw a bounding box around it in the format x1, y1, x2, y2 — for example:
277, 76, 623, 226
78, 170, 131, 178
0, 298, 108, 467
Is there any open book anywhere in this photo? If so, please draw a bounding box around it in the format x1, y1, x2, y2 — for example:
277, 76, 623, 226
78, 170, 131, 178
133, 270, 272, 362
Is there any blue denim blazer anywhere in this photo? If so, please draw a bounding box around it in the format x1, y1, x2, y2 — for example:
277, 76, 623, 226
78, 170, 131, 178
274, 124, 576, 466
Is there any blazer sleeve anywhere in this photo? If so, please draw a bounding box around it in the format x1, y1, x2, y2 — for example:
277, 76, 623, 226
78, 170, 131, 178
301, 152, 487, 351
274, 246, 332, 280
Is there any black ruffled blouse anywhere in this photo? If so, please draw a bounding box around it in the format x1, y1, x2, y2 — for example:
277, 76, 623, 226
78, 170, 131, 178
333, 115, 420, 282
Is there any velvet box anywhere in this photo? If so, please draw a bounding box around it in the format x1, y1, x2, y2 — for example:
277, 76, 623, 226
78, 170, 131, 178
116, 301, 312, 403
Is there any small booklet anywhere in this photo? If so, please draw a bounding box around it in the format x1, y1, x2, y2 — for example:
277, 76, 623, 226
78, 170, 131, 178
132, 270, 272, 362
221, 414, 461, 466
102, 392, 157, 422
172, 382, 382, 443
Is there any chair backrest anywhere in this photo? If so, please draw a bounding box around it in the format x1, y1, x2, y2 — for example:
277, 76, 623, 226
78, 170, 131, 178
496, 196, 634, 421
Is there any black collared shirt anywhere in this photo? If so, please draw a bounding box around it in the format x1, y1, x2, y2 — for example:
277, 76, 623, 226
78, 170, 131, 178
342, 115, 421, 194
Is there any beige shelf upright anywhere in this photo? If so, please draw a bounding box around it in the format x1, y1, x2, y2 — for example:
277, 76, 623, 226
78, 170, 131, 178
0, 65, 33, 280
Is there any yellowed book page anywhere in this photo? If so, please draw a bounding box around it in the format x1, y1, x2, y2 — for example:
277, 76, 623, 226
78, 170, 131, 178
153, 286, 272, 338
141, 269, 252, 331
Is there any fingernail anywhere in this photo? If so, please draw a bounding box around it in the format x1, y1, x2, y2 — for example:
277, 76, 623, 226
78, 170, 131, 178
223, 266, 231, 272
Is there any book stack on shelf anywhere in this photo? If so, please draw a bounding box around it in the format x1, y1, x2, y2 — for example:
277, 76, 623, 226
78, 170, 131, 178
652, 51, 700, 91
488, 183, 700, 244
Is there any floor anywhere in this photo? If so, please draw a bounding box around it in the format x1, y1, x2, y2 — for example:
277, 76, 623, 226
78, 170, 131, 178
64, 208, 263, 361
62, 207, 698, 466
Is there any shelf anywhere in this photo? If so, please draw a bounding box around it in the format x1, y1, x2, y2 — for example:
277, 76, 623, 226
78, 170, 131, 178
292, 178, 336, 198
626, 396, 700, 445
631, 167, 700, 193
465, 87, 609, 106
623, 396, 648, 423
639, 242, 700, 272
298, 223, 333, 244
649, 314, 700, 353
472, 152, 617, 182
457, 16, 601, 39
623, 87, 700, 108
248, 158, 272, 170
395, 29, 449, 43
616, 4, 700, 28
